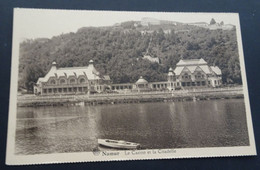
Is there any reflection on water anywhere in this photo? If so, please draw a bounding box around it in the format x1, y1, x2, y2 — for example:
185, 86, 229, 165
15, 99, 249, 155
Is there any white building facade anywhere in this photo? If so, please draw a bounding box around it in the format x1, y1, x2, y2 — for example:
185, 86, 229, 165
34, 60, 110, 95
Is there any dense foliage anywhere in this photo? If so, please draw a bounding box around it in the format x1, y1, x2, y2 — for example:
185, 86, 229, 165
18, 22, 241, 91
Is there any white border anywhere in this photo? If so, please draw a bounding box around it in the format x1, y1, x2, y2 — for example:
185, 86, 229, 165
6, 8, 256, 165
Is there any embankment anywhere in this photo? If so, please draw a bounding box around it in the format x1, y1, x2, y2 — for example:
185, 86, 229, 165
17, 87, 244, 107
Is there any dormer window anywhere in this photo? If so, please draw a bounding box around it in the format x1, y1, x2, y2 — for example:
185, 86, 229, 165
50, 79, 56, 85
60, 79, 66, 84
69, 79, 76, 84
79, 78, 86, 84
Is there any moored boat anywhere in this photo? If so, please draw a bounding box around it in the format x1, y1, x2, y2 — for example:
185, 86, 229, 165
98, 139, 140, 149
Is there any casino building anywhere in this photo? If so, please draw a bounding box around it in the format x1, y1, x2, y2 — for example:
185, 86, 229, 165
34, 60, 111, 95
34, 58, 222, 95
172, 58, 222, 89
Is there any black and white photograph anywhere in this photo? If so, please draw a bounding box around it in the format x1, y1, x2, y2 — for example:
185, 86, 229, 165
6, 9, 256, 165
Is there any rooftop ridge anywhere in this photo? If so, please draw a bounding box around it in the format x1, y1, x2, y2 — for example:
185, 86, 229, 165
58, 66, 89, 70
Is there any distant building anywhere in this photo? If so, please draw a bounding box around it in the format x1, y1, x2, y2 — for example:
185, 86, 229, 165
188, 22, 209, 27
173, 58, 222, 89
140, 17, 177, 27
34, 60, 111, 95
133, 58, 222, 91
143, 55, 160, 63
187, 22, 235, 31
141, 17, 161, 26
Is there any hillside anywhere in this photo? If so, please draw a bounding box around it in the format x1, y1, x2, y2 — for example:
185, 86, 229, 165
18, 19, 241, 91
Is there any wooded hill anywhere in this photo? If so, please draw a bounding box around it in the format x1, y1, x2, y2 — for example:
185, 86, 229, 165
19, 20, 241, 91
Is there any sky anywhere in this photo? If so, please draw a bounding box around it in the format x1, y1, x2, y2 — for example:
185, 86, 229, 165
14, 8, 240, 40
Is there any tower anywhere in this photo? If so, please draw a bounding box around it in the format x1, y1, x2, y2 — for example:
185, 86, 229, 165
167, 67, 175, 91
167, 67, 175, 82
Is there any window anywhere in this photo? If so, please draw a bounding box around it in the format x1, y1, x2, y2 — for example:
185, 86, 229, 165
182, 82, 186, 86
48, 89, 52, 93
202, 81, 206, 86
60, 79, 66, 84
197, 82, 200, 86
43, 89, 47, 94
79, 78, 86, 84
58, 88, 62, 93
192, 82, 196, 86
50, 79, 56, 85
70, 79, 76, 84
187, 82, 191, 86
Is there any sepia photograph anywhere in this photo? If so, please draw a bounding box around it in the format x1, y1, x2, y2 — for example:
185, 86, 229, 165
6, 8, 256, 165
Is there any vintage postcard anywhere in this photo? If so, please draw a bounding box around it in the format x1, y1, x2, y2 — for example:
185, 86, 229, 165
6, 8, 256, 165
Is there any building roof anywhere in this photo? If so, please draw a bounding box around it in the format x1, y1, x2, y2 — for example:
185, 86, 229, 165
136, 76, 148, 84
36, 61, 108, 84
103, 75, 111, 81
210, 66, 222, 75
174, 59, 221, 76
174, 66, 184, 75
143, 55, 160, 63
176, 58, 207, 66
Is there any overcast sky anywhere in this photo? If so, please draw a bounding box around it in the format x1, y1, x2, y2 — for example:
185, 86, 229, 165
14, 8, 240, 40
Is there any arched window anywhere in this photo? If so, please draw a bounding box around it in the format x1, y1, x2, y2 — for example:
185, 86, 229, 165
69, 78, 76, 84
79, 78, 86, 84
50, 79, 56, 85
60, 79, 66, 84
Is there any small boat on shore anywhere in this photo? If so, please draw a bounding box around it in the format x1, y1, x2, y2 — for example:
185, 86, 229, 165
98, 139, 140, 149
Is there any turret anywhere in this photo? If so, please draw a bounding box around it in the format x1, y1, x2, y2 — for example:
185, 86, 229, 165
50, 61, 57, 71
88, 59, 99, 75
168, 67, 175, 81
89, 59, 94, 66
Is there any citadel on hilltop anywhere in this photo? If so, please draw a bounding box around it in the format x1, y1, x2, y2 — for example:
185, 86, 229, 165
34, 58, 222, 95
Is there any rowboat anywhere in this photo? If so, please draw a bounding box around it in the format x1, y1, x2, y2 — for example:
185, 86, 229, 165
98, 139, 140, 149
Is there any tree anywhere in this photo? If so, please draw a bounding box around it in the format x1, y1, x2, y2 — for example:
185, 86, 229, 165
24, 64, 44, 92
210, 18, 216, 25
19, 21, 241, 86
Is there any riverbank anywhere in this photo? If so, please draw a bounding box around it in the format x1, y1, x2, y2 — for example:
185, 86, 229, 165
17, 87, 244, 107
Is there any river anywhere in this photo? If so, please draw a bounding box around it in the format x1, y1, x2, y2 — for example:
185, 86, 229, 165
15, 99, 249, 155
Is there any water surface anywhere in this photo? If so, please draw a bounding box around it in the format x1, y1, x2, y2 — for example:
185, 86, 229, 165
15, 99, 249, 155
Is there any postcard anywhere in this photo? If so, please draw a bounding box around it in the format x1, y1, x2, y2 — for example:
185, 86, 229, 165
6, 8, 256, 165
